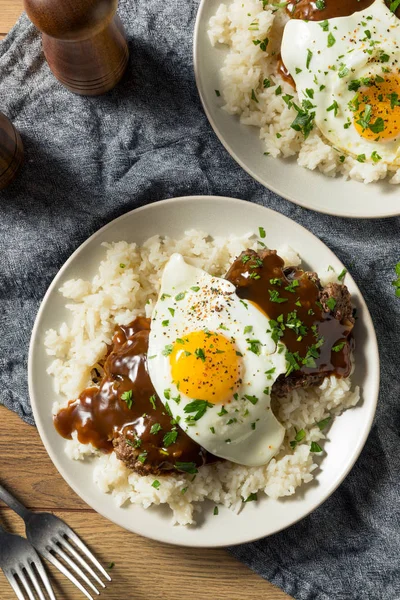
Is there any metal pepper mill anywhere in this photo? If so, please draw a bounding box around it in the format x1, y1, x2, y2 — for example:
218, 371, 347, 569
0, 112, 24, 191
24, 0, 129, 96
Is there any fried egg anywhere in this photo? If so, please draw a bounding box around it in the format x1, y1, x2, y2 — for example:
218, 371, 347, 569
147, 253, 286, 467
281, 0, 400, 165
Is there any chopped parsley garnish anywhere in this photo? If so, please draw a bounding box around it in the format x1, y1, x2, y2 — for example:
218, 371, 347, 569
241, 254, 251, 264
163, 430, 178, 447
175, 291, 186, 301
285, 351, 301, 376
213, 506, 219, 515
184, 399, 213, 420
290, 101, 315, 139
310, 442, 323, 453
162, 344, 173, 356
317, 416, 331, 430
327, 100, 339, 117
305, 88, 314, 99
162, 320, 169, 327
175, 462, 198, 474
138, 451, 148, 464
290, 429, 306, 449
210, 426, 215, 434
120, 263, 125, 268
265, 367, 276, 378
152, 480, 161, 489
126, 438, 141, 448
251, 422, 256, 430
275, 85, 282, 96
108, 562, 115, 570
357, 154, 366, 163
270, 278, 282, 286
149, 395, 156, 410
251, 89, 259, 103
160, 293, 171, 300
121, 390, 133, 409
263, 78, 272, 88
246, 338, 262, 355
285, 279, 300, 293
195, 348, 206, 362
327, 32, 336, 47
244, 394, 259, 405
191, 286, 200, 292
269, 289, 288, 303
215, 89, 221, 97
244, 325, 253, 334
319, 19, 329, 31
283, 94, 294, 107
325, 297, 337, 311
371, 151, 382, 163
390, 0, 400, 11
306, 49, 313, 69
243, 493, 258, 502
369, 118, 385, 134
259, 226, 266, 238
338, 268, 347, 281
150, 423, 162, 435
392, 262, 400, 297
332, 341, 346, 352
218, 406, 228, 416
168, 307, 175, 316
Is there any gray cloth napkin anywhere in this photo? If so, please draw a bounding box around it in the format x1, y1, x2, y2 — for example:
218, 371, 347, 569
0, 3, 399, 599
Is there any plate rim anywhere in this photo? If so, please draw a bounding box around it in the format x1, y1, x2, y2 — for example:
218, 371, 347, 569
193, 0, 400, 219
28, 195, 380, 547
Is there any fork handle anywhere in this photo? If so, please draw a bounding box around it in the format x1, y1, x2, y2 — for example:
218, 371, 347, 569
0, 483, 31, 520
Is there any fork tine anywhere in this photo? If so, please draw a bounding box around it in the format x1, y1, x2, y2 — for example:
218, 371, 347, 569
23, 562, 47, 600
31, 557, 57, 600
3, 572, 25, 600
16, 568, 36, 600
51, 542, 100, 595
58, 536, 105, 588
63, 529, 111, 581
40, 547, 95, 600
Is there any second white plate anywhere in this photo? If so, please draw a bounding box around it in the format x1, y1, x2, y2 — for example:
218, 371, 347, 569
193, 0, 400, 218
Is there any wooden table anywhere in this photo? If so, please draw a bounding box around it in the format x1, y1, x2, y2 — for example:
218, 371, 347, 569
0, 4, 292, 600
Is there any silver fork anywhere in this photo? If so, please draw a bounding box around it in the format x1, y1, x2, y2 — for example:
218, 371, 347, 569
0, 484, 111, 600
0, 521, 56, 600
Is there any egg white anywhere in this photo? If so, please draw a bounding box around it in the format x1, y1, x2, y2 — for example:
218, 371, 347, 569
281, 0, 400, 164
147, 254, 287, 467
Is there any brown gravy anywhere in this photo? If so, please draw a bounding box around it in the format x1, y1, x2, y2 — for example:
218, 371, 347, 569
286, 0, 374, 21
225, 252, 353, 380
54, 316, 210, 468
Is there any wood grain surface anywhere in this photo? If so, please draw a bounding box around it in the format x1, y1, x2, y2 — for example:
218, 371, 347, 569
0, 5, 293, 600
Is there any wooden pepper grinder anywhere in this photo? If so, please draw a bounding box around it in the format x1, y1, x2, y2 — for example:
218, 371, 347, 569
0, 112, 24, 191
24, 0, 129, 96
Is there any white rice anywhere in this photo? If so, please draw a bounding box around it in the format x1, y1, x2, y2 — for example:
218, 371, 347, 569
45, 231, 359, 525
208, 0, 400, 184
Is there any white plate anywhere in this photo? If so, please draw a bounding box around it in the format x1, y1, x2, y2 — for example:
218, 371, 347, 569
193, 0, 400, 218
29, 196, 379, 547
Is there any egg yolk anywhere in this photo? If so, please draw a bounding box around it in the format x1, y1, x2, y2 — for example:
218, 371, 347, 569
353, 76, 400, 142
169, 330, 241, 404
